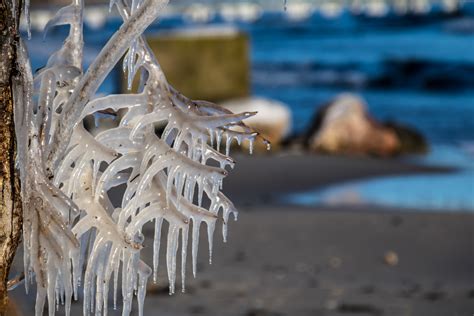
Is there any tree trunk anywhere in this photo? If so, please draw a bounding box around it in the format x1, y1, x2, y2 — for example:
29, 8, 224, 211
0, 0, 23, 314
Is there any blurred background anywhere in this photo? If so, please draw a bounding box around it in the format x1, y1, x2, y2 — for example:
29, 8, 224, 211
11, 0, 474, 315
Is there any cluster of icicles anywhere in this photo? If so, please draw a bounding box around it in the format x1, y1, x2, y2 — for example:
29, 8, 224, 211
14, 0, 269, 315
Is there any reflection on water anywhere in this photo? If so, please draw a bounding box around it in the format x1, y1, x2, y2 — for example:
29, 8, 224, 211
285, 145, 474, 211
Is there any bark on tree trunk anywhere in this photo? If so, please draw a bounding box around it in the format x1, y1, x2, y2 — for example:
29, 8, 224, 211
0, 1, 23, 314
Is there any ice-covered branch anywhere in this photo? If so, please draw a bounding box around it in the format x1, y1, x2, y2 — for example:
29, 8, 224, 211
47, 0, 169, 169
17, 0, 269, 315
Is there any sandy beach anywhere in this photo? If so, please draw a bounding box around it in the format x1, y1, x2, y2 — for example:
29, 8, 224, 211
9, 153, 473, 316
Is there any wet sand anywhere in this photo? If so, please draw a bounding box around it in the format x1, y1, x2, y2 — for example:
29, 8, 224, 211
139, 207, 474, 316
9, 153, 473, 316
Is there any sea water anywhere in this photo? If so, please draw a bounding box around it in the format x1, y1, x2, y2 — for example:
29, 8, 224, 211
25, 4, 474, 211
285, 145, 474, 211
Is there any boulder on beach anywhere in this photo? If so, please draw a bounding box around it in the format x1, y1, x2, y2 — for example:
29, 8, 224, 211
221, 97, 291, 151
123, 26, 250, 102
305, 93, 401, 157
384, 121, 428, 154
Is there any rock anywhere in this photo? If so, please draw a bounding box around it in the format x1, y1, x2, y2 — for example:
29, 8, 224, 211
400, 283, 421, 298
360, 284, 376, 294
221, 97, 292, 151
384, 120, 428, 154
328, 256, 342, 269
199, 279, 212, 289
306, 93, 400, 157
467, 288, 474, 298
383, 250, 399, 266
123, 27, 250, 102
390, 215, 404, 227
424, 291, 446, 301
325, 299, 339, 311
337, 303, 383, 316
189, 305, 206, 314
246, 308, 282, 316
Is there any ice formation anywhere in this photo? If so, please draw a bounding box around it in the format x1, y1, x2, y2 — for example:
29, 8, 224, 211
14, 0, 269, 315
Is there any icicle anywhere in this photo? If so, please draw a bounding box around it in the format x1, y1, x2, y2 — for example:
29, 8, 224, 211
175, 172, 185, 202
166, 225, 179, 295
211, 176, 219, 195
191, 219, 201, 277
216, 130, 222, 152
166, 167, 176, 206
235, 134, 242, 146
36, 287, 47, 316
208, 129, 214, 147
222, 208, 231, 243
197, 177, 204, 207
180, 226, 189, 293
225, 133, 232, 156
186, 177, 196, 203
200, 136, 206, 164
207, 221, 216, 265
153, 217, 163, 283
47, 266, 57, 316
43, 4, 77, 40
109, 0, 117, 12
24, 0, 31, 39
19, 0, 265, 314
113, 264, 119, 310
137, 261, 151, 316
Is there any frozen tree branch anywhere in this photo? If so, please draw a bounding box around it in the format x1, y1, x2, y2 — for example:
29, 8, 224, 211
13, 0, 270, 315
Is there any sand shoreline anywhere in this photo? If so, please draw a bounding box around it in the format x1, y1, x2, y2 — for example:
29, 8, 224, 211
9, 153, 473, 316
224, 152, 454, 206
11, 208, 473, 316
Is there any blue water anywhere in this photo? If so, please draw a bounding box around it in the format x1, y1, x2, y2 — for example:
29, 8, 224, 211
26, 6, 474, 145
246, 11, 474, 143
286, 145, 474, 211
25, 5, 474, 211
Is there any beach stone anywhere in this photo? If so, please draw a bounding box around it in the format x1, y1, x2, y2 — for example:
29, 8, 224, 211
245, 308, 282, 316
467, 289, 474, 298
400, 283, 422, 298
306, 93, 401, 156
384, 120, 428, 154
360, 284, 376, 294
337, 303, 383, 315
424, 290, 445, 301
221, 97, 291, 151
383, 250, 399, 266
328, 256, 342, 269
325, 299, 338, 311
189, 305, 206, 314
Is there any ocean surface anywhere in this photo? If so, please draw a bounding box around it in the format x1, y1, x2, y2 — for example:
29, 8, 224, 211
286, 145, 474, 211
25, 4, 474, 211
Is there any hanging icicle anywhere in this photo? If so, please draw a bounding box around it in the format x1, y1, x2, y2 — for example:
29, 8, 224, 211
16, 0, 271, 315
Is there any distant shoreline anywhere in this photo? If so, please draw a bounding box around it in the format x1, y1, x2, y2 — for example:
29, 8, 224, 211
223, 151, 454, 207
